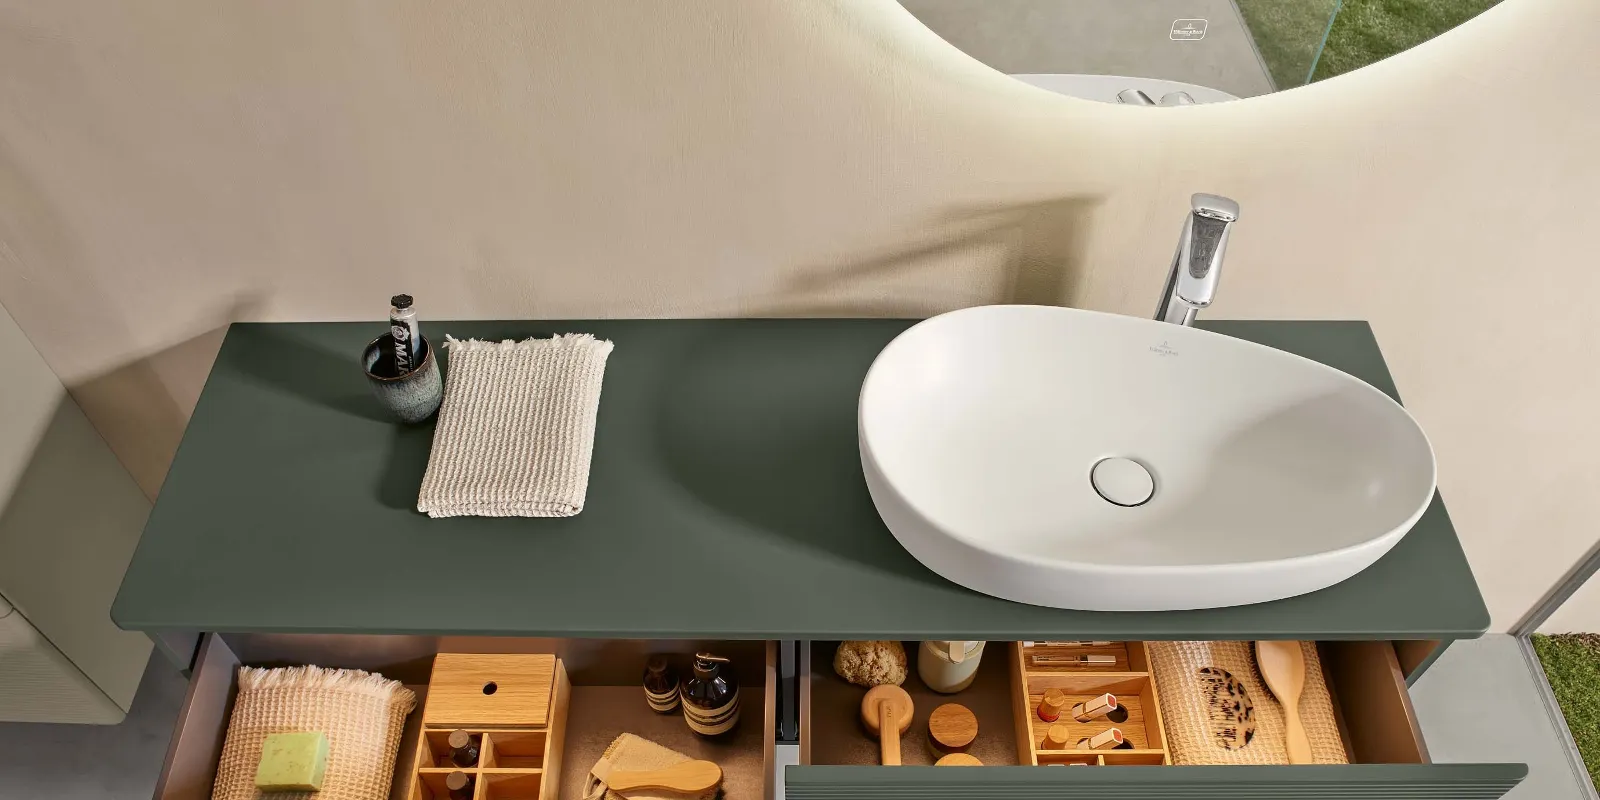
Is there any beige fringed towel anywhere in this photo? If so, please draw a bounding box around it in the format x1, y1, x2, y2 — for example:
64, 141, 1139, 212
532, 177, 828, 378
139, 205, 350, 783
418, 334, 615, 518
212, 665, 416, 800
1148, 641, 1347, 765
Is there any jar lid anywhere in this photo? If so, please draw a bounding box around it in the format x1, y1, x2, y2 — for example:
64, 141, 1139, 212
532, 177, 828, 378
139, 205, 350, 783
928, 703, 979, 748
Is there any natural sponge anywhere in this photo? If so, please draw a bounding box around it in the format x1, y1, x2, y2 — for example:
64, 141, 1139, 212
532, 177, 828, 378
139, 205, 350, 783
833, 641, 908, 687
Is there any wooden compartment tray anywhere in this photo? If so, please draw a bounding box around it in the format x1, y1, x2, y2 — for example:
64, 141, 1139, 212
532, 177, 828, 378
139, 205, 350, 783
1011, 641, 1170, 767
408, 654, 571, 800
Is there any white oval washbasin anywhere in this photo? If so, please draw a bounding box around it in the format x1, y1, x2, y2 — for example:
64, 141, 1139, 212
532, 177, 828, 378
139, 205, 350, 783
858, 305, 1437, 611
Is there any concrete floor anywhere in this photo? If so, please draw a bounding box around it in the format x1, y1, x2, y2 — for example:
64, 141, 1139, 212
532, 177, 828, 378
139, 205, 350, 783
1411, 635, 1592, 800
0, 634, 1588, 799
898, 0, 1276, 97
0, 655, 188, 799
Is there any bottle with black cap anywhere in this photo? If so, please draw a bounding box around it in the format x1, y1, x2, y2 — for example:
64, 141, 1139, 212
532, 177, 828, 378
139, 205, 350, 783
447, 730, 480, 767
389, 294, 421, 376
445, 771, 473, 800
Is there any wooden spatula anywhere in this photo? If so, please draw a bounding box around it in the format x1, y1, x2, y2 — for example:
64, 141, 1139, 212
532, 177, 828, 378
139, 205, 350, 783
860, 684, 915, 765
592, 760, 722, 794
1255, 640, 1311, 764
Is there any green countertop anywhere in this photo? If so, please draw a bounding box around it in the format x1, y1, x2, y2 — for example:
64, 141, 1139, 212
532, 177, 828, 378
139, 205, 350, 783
112, 318, 1489, 640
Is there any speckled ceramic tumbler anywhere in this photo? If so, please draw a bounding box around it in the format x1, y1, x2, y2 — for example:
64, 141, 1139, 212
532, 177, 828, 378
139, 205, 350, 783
362, 334, 442, 423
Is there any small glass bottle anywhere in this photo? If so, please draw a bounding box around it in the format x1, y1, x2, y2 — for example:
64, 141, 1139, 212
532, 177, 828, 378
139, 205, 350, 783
447, 729, 480, 767
445, 770, 474, 800
643, 655, 681, 714
681, 652, 740, 737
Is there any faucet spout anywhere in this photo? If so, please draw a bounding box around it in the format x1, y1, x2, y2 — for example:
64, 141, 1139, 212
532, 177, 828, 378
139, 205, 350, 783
1156, 193, 1239, 326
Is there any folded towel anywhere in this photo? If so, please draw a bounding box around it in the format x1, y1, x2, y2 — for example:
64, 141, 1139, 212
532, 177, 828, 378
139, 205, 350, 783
417, 334, 614, 518
212, 666, 416, 800
583, 733, 718, 800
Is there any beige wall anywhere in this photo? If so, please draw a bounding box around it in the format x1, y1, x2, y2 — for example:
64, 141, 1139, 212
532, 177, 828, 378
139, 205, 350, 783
0, 0, 1596, 630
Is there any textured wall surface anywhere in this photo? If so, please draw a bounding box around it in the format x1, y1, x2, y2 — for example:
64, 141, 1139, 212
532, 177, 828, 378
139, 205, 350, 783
0, 0, 1596, 630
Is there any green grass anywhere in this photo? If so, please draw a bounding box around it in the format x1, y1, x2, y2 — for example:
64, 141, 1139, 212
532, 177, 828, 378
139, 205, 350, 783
1236, 0, 1503, 89
1311, 0, 1502, 81
1533, 634, 1600, 789
1235, 0, 1343, 89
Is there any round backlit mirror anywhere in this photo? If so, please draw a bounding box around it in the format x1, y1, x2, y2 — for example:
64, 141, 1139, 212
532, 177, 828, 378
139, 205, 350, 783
899, 0, 1502, 103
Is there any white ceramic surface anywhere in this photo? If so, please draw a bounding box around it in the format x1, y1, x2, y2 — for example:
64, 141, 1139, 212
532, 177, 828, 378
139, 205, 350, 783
858, 305, 1437, 611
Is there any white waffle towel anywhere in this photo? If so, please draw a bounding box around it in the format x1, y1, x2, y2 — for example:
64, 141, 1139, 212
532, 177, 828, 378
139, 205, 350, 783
417, 333, 614, 518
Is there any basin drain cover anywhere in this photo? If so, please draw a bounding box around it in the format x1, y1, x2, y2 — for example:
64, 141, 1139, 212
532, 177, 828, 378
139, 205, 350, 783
1090, 457, 1155, 507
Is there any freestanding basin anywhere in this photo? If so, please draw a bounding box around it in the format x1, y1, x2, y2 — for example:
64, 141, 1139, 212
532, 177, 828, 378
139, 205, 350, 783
858, 305, 1437, 611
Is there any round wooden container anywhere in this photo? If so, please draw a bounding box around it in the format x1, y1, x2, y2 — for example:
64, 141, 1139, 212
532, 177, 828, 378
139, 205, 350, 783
927, 703, 979, 757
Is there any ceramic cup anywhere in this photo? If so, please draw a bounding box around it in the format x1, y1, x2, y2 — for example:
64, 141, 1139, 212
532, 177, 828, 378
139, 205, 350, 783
362, 333, 443, 423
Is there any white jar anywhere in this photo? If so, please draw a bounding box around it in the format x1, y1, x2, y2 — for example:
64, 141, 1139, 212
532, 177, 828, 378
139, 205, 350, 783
917, 641, 985, 693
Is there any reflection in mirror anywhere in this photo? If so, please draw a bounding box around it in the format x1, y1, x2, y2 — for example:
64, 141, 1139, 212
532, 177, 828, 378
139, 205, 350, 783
899, 0, 1502, 103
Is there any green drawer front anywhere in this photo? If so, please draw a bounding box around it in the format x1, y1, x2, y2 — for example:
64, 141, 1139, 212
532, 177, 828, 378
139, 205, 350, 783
785, 764, 1526, 800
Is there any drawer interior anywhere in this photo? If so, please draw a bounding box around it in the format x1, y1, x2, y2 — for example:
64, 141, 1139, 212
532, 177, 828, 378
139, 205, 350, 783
154, 636, 776, 800
802, 640, 1426, 768
807, 642, 1021, 767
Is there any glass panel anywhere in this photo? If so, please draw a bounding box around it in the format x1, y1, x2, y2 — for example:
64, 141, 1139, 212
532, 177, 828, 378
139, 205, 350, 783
899, 0, 1506, 101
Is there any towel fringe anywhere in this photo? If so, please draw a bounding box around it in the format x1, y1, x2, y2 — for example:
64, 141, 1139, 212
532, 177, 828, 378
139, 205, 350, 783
237, 665, 418, 711
444, 333, 615, 354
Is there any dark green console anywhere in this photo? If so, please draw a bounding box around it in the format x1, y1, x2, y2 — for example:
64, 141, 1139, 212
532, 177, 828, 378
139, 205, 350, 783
116, 318, 1520, 800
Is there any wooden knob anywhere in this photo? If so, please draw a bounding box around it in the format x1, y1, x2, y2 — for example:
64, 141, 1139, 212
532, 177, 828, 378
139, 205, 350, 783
1041, 723, 1071, 750
935, 753, 983, 766
1038, 688, 1068, 722
927, 703, 978, 755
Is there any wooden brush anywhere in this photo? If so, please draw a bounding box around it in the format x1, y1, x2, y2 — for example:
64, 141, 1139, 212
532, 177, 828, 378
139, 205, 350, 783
591, 760, 722, 794
860, 685, 915, 765
1255, 640, 1311, 764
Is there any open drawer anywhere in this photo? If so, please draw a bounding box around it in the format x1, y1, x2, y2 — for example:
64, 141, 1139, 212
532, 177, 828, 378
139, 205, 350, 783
793, 640, 1525, 800
152, 635, 778, 800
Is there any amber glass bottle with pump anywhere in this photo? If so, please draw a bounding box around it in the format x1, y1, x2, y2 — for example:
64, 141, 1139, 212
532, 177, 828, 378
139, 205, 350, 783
681, 652, 739, 737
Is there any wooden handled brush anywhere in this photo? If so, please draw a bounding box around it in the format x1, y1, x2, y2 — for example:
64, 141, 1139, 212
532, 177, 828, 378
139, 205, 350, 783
1255, 640, 1311, 764
860, 685, 915, 765
591, 760, 722, 794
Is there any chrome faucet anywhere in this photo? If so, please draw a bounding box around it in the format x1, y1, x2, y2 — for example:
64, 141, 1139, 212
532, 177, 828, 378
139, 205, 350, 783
1156, 193, 1239, 326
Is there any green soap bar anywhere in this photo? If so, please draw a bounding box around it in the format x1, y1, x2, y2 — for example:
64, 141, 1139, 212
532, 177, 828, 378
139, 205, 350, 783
255, 731, 328, 791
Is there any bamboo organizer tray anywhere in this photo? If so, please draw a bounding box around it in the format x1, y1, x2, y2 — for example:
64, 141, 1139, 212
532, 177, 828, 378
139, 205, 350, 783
1010, 641, 1170, 767
407, 654, 572, 800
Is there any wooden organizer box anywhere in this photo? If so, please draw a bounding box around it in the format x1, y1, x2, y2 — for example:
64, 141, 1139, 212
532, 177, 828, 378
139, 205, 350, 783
408, 654, 572, 800
1010, 641, 1170, 767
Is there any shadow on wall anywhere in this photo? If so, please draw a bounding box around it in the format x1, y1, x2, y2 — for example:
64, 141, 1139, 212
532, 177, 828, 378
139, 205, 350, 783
754, 195, 1101, 316
0, 136, 266, 499
65, 294, 264, 499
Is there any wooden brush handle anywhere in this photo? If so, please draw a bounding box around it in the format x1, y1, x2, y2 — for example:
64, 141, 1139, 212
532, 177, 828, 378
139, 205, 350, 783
1282, 701, 1311, 765
603, 761, 722, 793
880, 700, 902, 765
